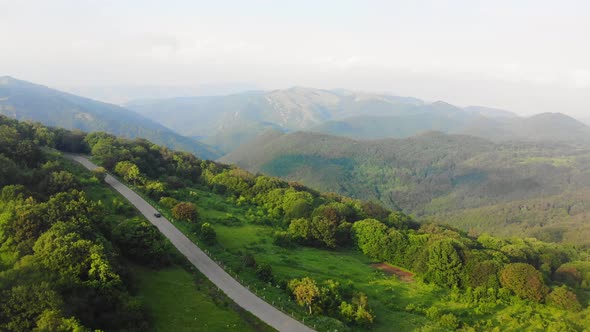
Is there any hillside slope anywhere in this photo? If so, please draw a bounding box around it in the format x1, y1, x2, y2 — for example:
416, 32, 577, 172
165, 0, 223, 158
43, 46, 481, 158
221, 130, 590, 244
0, 76, 220, 159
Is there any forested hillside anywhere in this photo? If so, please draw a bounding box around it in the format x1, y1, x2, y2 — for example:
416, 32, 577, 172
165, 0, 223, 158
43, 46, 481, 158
0, 116, 269, 331
0, 76, 220, 159
221, 131, 590, 245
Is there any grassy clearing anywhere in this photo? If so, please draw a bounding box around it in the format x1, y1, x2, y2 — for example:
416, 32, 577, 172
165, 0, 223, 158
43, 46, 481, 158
153, 187, 448, 331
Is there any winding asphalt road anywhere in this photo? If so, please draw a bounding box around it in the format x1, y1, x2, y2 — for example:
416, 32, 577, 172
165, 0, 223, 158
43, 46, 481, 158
69, 155, 314, 332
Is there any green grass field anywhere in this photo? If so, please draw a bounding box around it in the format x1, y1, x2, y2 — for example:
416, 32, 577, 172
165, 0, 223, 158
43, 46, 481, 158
130, 265, 270, 332
154, 187, 449, 331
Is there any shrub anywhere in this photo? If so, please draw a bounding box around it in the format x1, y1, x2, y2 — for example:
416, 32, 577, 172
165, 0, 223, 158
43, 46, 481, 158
200, 223, 216, 245
159, 197, 178, 209
242, 253, 256, 268
255, 263, 273, 282
438, 313, 460, 329
91, 167, 107, 183
172, 202, 198, 222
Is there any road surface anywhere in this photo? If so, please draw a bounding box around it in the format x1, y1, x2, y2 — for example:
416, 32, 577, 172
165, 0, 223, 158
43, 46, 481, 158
68, 155, 314, 332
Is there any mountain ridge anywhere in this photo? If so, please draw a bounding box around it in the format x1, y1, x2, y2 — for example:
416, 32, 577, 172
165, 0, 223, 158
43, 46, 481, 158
0, 76, 221, 159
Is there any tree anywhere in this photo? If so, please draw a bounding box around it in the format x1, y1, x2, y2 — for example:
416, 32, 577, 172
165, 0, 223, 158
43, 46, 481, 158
425, 240, 464, 288
0, 154, 19, 186
114, 161, 141, 185
33, 222, 121, 288
361, 200, 390, 221
288, 218, 312, 243
0, 283, 62, 332
34, 310, 86, 332
46, 171, 79, 194
113, 218, 172, 267
310, 216, 338, 248
351, 219, 388, 260
546, 286, 582, 311
289, 277, 320, 315
500, 263, 548, 302
144, 180, 165, 199
172, 202, 198, 222
339, 292, 375, 326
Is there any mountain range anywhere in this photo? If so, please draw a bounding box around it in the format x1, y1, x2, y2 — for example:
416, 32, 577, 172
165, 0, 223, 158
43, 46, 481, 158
127, 87, 590, 153
0, 76, 220, 159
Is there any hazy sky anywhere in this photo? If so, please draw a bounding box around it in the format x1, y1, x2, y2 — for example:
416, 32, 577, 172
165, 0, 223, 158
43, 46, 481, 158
1, 0, 589, 117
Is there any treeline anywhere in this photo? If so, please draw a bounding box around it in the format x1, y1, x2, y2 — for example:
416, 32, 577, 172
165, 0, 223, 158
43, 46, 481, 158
0, 116, 174, 330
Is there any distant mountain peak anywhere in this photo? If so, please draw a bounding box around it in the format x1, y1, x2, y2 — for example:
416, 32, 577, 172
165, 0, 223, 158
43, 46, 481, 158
0, 76, 20, 85
464, 105, 518, 119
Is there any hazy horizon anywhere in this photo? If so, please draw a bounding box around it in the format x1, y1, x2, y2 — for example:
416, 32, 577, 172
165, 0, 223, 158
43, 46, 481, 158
1, 0, 589, 118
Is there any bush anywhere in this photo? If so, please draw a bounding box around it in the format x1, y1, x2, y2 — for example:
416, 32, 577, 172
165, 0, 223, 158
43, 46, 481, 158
159, 196, 178, 209
255, 263, 273, 282
172, 202, 198, 222
200, 223, 216, 245
242, 253, 256, 268
92, 167, 107, 183
438, 313, 460, 329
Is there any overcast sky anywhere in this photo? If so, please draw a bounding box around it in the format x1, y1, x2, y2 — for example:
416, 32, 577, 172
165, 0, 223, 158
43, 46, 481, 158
1, 0, 589, 117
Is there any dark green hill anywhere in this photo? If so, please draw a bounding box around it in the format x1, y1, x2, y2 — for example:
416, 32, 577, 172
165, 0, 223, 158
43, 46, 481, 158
221, 130, 590, 245
0, 76, 220, 159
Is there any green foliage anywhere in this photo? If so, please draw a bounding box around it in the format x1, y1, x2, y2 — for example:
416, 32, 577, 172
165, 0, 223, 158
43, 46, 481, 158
172, 202, 198, 222
288, 218, 313, 243
546, 286, 582, 311
351, 219, 388, 260
425, 239, 464, 288
33, 310, 86, 332
200, 222, 216, 245
113, 218, 172, 267
500, 263, 549, 302
255, 263, 273, 282
0, 282, 63, 332
114, 161, 142, 184
159, 196, 178, 209
91, 167, 107, 183
288, 277, 320, 315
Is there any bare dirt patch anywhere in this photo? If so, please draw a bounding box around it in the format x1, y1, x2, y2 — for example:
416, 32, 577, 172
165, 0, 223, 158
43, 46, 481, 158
371, 263, 415, 282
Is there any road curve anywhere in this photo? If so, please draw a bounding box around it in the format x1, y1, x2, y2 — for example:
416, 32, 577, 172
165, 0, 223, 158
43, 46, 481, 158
68, 155, 314, 332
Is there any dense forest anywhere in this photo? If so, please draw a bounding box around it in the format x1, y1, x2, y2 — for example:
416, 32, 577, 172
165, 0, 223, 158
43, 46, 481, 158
221, 130, 590, 246
2, 115, 590, 330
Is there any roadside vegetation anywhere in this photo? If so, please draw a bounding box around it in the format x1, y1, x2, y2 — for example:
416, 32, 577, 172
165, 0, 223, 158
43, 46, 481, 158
0, 115, 271, 331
